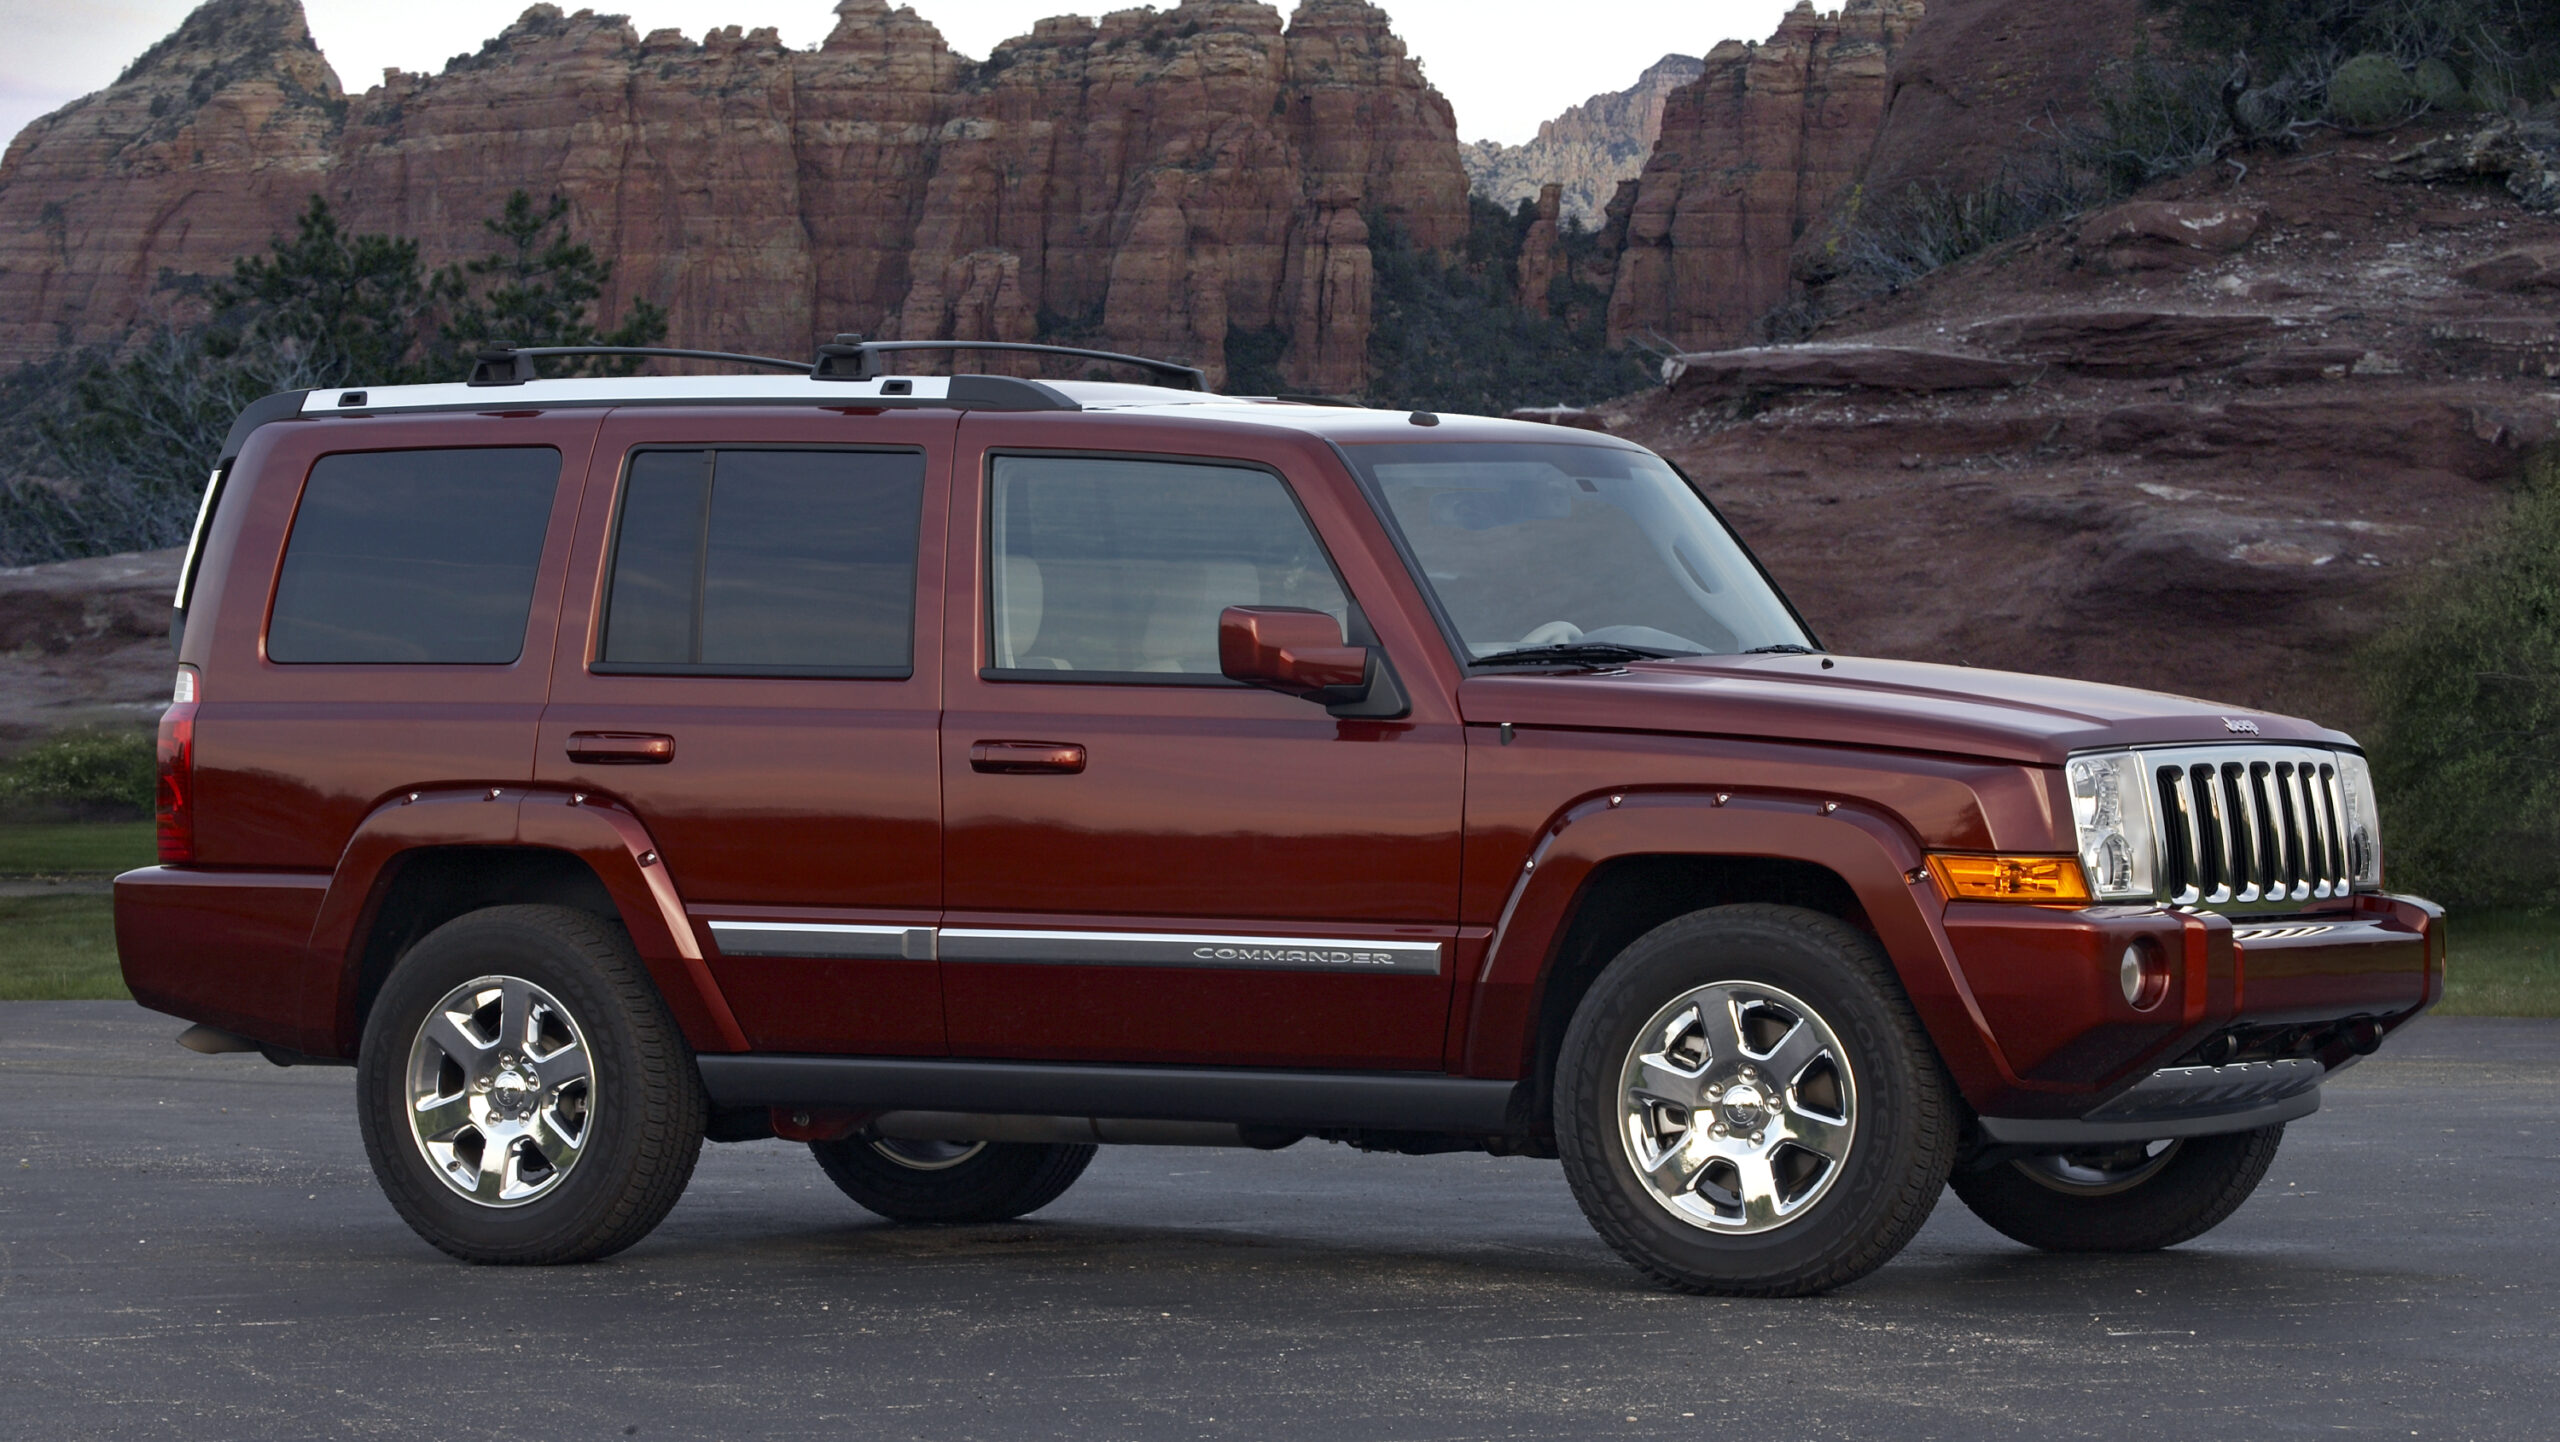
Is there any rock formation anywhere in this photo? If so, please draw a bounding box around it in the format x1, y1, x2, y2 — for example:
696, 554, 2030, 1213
0, 0, 1470, 391
1605, 0, 1924, 351
0, 0, 345, 364
1463, 54, 1704, 229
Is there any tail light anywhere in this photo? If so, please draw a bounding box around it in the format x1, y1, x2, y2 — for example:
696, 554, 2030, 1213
156, 666, 199, 864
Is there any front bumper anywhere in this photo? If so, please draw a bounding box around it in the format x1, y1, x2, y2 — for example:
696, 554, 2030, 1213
1943, 891, 2440, 1126
1977, 1059, 2323, 1145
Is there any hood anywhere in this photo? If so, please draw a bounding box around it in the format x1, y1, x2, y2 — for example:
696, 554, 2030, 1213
1457, 653, 2355, 766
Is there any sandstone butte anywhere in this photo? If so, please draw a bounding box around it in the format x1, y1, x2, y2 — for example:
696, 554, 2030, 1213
1462, 53, 1706, 231
0, 0, 1470, 394
0, 0, 2183, 385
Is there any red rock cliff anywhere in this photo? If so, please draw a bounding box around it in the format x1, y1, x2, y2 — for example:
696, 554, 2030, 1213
1605, 0, 1923, 350
0, 0, 1469, 392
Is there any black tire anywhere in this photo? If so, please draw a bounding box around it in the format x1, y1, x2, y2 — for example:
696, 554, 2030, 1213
356, 904, 706, 1264
1950, 1126, 2283, 1253
1555, 904, 1956, 1297
810, 1136, 1096, 1223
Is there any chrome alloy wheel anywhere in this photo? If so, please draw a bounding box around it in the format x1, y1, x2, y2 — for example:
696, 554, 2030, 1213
405, 975, 596, 1207
2014, 1141, 2184, 1197
868, 1138, 988, 1172
1618, 981, 1858, 1234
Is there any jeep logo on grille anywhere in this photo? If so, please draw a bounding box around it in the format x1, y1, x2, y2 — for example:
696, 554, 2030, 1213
2222, 717, 2261, 735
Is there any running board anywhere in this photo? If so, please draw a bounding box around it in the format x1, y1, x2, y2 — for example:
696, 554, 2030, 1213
695, 1056, 1518, 1134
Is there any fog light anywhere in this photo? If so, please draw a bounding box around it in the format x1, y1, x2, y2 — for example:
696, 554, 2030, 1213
2120, 940, 2170, 1011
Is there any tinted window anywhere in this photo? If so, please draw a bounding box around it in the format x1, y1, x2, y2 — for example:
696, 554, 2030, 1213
267, 447, 561, 664
600, 449, 925, 676
988, 456, 1348, 677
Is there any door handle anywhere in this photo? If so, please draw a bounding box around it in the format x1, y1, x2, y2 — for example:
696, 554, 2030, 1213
970, 741, 1086, 775
567, 732, 676, 765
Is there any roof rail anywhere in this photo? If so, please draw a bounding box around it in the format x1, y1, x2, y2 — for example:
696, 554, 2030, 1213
469, 346, 814, 386
813, 335, 1212, 392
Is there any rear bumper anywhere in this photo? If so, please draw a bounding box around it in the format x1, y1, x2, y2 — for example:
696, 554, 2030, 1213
1945, 891, 2440, 1123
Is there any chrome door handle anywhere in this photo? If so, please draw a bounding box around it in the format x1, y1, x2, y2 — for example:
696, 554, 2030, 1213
566, 732, 675, 765
969, 741, 1086, 775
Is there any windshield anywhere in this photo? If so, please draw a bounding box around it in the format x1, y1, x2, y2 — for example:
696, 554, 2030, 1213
1347, 442, 1811, 661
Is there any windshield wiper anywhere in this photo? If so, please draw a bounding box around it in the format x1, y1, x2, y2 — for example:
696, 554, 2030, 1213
1743, 643, 1819, 656
1471, 642, 1694, 669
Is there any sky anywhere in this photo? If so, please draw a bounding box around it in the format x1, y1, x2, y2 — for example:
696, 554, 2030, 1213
0, 0, 1800, 150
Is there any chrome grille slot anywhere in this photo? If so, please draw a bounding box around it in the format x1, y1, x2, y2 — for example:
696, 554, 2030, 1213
2146, 746, 2350, 913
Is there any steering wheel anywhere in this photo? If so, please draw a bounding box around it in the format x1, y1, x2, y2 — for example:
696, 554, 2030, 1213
1519, 621, 1584, 647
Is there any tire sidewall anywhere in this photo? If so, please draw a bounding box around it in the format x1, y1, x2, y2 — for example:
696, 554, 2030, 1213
1556, 905, 1947, 1290
357, 907, 685, 1261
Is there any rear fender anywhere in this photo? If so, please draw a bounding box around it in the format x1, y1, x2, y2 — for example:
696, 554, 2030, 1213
1462, 790, 2022, 1104
309, 786, 748, 1056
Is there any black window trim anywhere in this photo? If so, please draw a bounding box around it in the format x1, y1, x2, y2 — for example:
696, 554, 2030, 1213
592, 442, 930, 681
975, 446, 1379, 688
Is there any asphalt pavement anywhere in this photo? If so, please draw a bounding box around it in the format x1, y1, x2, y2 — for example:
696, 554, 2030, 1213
2, 1002, 2554, 1441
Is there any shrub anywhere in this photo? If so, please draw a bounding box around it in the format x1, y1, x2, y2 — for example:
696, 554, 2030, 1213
0, 729, 158, 818
2361, 452, 2560, 909
2329, 53, 2419, 125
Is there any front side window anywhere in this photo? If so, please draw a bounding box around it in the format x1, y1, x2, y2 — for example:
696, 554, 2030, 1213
599, 448, 925, 677
268, 447, 561, 664
987, 455, 1349, 678
1346, 442, 1810, 662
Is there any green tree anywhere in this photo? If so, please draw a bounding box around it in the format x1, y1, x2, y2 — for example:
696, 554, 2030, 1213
2362, 452, 2560, 908
216, 195, 428, 386
437, 191, 668, 375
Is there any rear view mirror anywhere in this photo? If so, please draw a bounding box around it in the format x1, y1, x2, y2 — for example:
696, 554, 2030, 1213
1219, 607, 1371, 703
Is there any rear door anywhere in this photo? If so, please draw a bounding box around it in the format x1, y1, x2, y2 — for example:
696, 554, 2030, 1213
935, 418, 1469, 1070
536, 408, 956, 1055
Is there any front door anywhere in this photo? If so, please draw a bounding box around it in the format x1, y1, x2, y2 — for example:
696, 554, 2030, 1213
937, 432, 1466, 1071
537, 410, 955, 1055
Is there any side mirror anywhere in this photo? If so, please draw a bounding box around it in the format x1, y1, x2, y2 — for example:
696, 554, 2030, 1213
1219, 607, 1371, 703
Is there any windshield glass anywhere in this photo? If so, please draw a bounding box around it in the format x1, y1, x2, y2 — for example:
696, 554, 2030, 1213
1347, 442, 1810, 661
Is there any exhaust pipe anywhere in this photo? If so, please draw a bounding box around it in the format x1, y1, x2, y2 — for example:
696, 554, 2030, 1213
869, 1111, 1301, 1150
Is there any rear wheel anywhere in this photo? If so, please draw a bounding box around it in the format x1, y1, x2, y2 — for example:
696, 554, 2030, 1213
356, 904, 706, 1264
1555, 904, 1956, 1297
811, 1135, 1096, 1223
1950, 1126, 2283, 1252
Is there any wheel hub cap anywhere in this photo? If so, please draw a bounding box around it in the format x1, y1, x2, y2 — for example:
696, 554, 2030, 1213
405, 976, 596, 1208
1617, 981, 1858, 1235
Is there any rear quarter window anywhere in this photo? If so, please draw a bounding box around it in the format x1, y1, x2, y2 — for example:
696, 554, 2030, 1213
266, 447, 561, 664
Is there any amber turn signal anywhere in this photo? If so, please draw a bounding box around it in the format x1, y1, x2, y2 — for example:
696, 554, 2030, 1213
1927, 854, 2091, 903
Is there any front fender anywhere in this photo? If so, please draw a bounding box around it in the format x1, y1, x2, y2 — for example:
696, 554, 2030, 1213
309, 786, 748, 1056
1460, 789, 2027, 1107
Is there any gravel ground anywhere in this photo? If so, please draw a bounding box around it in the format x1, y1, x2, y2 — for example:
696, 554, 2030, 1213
1, 1003, 2553, 1441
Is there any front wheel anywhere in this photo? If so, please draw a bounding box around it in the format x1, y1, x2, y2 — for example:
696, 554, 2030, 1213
811, 1135, 1096, 1223
1554, 904, 1957, 1297
1950, 1127, 2283, 1252
356, 904, 706, 1264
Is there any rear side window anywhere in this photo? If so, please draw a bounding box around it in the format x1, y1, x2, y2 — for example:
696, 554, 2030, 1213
599, 448, 926, 677
267, 447, 561, 664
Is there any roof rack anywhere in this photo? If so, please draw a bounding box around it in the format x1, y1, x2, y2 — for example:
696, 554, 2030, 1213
469, 346, 814, 386
812, 335, 1211, 392
466, 338, 1215, 394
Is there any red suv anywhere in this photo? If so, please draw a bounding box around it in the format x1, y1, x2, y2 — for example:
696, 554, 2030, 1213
119, 339, 2441, 1296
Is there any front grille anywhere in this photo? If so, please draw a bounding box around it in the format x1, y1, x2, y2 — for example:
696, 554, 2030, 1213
2148, 746, 2352, 911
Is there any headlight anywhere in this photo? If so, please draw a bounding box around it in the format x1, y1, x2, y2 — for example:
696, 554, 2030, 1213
2065, 751, 2158, 901
2336, 750, 2384, 890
